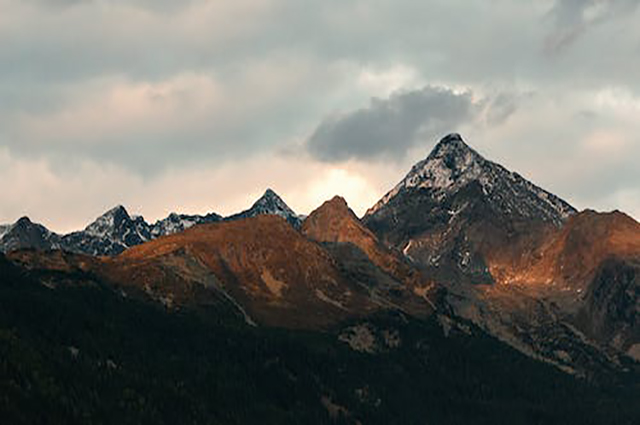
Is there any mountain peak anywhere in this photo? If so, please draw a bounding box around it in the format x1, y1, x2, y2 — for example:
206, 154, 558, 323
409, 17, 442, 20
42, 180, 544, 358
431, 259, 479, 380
0, 216, 60, 252
263, 188, 278, 197
15, 216, 34, 226
430, 133, 478, 160
254, 188, 287, 208
81, 205, 153, 250
250, 189, 296, 216
85, 205, 131, 235
325, 196, 350, 212
304, 196, 354, 224
366, 134, 487, 215
302, 196, 371, 245
106, 204, 129, 217
433, 132, 466, 149
398, 133, 488, 196
226, 189, 301, 227
366, 134, 575, 225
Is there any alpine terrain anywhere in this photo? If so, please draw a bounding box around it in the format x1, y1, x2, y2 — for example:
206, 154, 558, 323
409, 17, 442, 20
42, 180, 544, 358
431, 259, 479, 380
1, 134, 638, 424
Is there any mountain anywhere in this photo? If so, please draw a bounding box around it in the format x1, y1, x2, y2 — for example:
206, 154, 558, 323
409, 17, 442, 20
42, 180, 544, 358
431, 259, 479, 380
61, 206, 152, 256
364, 133, 576, 285
107, 214, 396, 328
0, 206, 224, 257
301, 196, 437, 314
363, 133, 640, 374
0, 217, 61, 252
4, 251, 639, 424
226, 189, 302, 228
149, 212, 222, 238
521, 210, 640, 360
0, 225, 9, 239
7, 210, 430, 329
0, 190, 298, 256
1, 189, 639, 421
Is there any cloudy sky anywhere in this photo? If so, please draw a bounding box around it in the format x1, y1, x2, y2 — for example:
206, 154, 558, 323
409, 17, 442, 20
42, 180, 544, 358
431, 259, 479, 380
1, 0, 639, 232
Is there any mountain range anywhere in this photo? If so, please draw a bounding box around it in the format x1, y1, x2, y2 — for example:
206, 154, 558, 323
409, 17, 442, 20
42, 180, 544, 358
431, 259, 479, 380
0, 189, 299, 256
1, 133, 639, 424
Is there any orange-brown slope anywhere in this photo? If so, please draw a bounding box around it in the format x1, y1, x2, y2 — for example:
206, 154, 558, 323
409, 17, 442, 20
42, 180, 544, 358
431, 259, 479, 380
547, 210, 640, 286
108, 214, 382, 328
302, 196, 436, 313
470, 210, 640, 356
499, 210, 640, 289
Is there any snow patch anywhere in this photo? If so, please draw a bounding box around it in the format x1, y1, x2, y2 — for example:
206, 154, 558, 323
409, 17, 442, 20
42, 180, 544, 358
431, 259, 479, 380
366, 134, 576, 225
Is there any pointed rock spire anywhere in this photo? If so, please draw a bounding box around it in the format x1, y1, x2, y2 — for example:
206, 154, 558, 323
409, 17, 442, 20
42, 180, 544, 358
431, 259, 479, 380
226, 189, 301, 227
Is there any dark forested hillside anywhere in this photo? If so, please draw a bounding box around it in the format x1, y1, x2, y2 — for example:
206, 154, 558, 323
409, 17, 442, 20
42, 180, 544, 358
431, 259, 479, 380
1, 254, 639, 425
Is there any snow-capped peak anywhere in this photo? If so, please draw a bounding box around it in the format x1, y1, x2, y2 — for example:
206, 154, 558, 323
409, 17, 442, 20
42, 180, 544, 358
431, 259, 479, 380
0, 216, 62, 252
368, 134, 486, 213
252, 189, 297, 216
85, 205, 131, 238
366, 133, 576, 225
402, 133, 486, 192
226, 189, 302, 227
150, 212, 221, 238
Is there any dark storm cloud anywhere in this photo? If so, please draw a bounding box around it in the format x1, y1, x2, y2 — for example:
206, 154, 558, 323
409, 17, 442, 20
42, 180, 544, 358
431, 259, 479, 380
306, 87, 478, 162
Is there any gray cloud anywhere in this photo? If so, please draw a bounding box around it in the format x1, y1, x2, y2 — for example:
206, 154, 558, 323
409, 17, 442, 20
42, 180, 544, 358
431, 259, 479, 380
307, 86, 477, 162
482, 93, 522, 127
0, 0, 639, 226
545, 0, 640, 53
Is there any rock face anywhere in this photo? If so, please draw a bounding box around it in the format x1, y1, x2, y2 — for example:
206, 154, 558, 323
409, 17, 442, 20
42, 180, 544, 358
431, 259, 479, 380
531, 211, 640, 357
110, 215, 388, 328
0, 133, 638, 379
1, 206, 223, 257
302, 196, 397, 270
581, 258, 639, 357
363, 133, 639, 374
61, 206, 152, 256
226, 189, 302, 228
0, 217, 61, 252
302, 196, 436, 314
0, 189, 297, 257
150, 212, 222, 238
364, 133, 576, 285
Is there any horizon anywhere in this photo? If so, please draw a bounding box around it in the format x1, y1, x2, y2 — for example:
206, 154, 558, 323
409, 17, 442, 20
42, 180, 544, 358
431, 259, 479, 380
1, 1, 639, 231
2, 131, 637, 234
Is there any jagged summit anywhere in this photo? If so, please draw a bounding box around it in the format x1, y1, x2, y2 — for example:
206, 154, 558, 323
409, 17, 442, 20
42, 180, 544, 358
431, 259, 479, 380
429, 133, 482, 169
431, 132, 468, 152
0, 216, 61, 252
363, 133, 578, 285
302, 196, 377, 246
302, 196, 358, 235
368, 134, 487, 214
249, 189, 298, 219
150, 211, 221, 238
407, 133, 485, 189
15, 216, 34, 225
58, 205, 152, 256
85, 205, 132, 237
253, 189, 290, 209
226, 189, 302, 227
367, 133, 575, 225
323, 196, 350, 212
